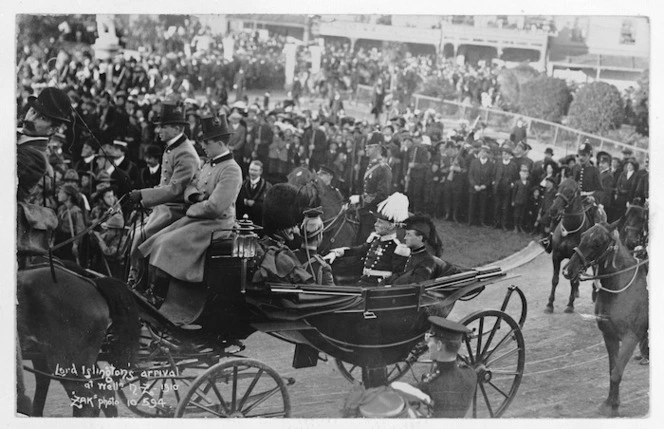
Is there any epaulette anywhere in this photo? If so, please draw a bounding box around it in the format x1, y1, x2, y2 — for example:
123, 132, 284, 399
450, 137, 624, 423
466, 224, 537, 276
394, 243, 411, 257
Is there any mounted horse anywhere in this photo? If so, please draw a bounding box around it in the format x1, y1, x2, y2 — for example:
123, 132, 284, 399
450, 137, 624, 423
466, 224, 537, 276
287, 166, 359, 254
563, 221, 648, 417
17, 202, 140, 417
619, 203, 648, 255
544, 178, 604, 313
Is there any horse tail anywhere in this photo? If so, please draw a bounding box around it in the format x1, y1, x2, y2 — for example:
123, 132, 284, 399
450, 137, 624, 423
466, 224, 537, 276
94, 277, 140, 370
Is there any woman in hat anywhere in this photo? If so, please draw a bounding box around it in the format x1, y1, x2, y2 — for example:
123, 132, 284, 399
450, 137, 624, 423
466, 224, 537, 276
614, 157, 639, 219
268, 123, 289, 175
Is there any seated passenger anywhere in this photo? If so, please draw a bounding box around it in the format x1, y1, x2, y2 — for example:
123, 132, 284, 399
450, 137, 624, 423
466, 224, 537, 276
138, 114, 242, 306
415, 316, 477, 418
327, 192, 410, 286
385, 215, 437, 285
253, 183, 313, 284
294, 207, 335, 285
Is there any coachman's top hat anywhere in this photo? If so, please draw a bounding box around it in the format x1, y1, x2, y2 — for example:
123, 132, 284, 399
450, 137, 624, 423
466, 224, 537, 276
28, 87, 73, 124
154, 103, 188, 126
200, 115, 233, 141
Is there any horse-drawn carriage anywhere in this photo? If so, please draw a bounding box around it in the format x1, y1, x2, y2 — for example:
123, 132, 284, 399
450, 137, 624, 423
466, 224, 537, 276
18, 211, 527, 418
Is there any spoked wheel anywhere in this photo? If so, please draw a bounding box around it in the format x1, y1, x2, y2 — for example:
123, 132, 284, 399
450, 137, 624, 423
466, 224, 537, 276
175, 358, 291, 418
334, 341, 430, 384
117, 322, 207, 417
458, 310, 525, 418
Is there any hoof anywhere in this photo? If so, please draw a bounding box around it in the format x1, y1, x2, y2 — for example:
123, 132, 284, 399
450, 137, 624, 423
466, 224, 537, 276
564, 306, 574, 314
544, 305, 553, 314
598, 402, 620, 417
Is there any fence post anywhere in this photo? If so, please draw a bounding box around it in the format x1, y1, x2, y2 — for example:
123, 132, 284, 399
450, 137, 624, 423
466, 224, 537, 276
553, 125, 559, 149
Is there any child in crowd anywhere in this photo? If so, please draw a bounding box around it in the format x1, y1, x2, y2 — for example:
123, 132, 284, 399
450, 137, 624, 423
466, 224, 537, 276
511, 165, 531, 233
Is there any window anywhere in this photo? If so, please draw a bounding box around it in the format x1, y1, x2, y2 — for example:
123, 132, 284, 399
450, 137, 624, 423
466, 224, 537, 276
620, 20, 636, 45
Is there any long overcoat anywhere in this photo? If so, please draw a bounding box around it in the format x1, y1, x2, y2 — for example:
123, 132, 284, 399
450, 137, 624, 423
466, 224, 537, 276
136, 135, 200, 244
139, 152, 242, 283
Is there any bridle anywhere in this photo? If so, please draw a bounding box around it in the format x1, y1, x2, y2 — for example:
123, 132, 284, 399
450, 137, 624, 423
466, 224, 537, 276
571, 224, 648, 294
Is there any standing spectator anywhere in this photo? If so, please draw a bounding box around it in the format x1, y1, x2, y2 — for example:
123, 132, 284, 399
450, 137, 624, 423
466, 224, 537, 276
138, 144, 163, 189
467, 144, 493, 226
233, 67, 246, 102
531, 147, 556, 186
110, 139, 139, 188
509, 117, 527, 144
371, 77, 385, 123
405, 134, 431, 214
492, 143, 518, 230
97, 91, 119, 145
536, 176, 557, 234
513, 140, 534, 173
268, 123, 288, 176
428, 162, 445, 218
442, 142, 466, 223
227, 111, 247, 172
613, 158, 639, 219
633, 156, 649, 206
237, 160, 271, 225
303, 115, 327, 170
595, 151, 615, 219
512, 165, 531, 233
53, 184, 87, 262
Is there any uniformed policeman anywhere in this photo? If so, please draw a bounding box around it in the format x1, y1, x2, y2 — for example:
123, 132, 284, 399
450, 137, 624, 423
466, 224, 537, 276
572, 140, 602, 197
350, 131, 393, 243
416, 316, 477, 418
386, 215, 438, 285
327, 192, 409, 286
295, 207, 335, 285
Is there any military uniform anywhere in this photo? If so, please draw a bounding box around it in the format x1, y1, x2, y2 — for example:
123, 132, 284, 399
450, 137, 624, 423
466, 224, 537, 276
416, 361, 477, 418
388, 246, 436, 285
345, 232, 408, 285
295, 249, 335, 285
358, 159, 392, 243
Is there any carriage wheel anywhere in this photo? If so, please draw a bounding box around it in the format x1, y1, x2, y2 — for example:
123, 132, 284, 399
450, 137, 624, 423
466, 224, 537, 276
117, 323, 206, 417
458, 310, 525, 418
334, 340, 430, 384
174, 358, 291, 418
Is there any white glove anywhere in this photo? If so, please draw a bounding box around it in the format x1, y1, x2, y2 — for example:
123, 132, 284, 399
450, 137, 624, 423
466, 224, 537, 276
323, 252, 337, 264
324, 247, 346, 264
349, 195, 361, 205
391, 381, 433, 406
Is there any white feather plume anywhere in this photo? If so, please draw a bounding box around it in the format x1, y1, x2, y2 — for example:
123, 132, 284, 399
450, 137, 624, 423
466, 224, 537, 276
377, 192, 410, 223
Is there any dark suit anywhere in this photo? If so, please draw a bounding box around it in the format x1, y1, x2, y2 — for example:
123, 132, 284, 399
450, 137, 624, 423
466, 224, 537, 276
303, 127, 327, 170
467, 157, 493, 225
572, 162, 602, 193
597, 168, 615, 216
138, 165, 161, 189
492, 159, 519, 228
115, 156, 139, 189
512, 179, 531, 229
236, 177, 271, 226
614, 170, 639, 218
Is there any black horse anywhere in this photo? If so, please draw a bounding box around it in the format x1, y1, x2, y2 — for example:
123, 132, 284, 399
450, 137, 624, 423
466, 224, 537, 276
17, 261, 140, 416
563, 221, 648, 417
545, 178, 603, 313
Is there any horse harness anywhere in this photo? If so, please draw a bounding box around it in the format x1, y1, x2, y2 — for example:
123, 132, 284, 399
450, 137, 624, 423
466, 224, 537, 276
573, 223, 648, 294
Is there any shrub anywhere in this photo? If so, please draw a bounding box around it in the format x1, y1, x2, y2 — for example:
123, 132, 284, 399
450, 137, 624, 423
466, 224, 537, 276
496, 64, 540, 110
634, 69, 649, 136
567, 82, 624, 134
519, 76, 572, 123
417, 74, 457, 100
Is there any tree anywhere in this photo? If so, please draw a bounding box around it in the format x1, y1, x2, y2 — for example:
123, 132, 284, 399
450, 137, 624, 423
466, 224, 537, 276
567, 82, 625, 134
519, 76, 572, 123
634, 69, 649, 136
495, 64, 540, 110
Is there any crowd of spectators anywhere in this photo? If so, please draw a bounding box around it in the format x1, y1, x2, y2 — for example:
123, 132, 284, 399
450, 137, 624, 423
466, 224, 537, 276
17, 18, 648, 273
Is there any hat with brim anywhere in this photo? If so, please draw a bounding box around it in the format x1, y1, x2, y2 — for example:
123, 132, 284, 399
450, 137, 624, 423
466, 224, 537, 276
317, 164, 336, 178
28, 87, 73, 124
623, 157, 639, 170
365, 131, 385, 147
228, 111, 243, 121
596, 151, 611, 165
200, 115, 233, 141
154, 103, 188, 126
578, 141, 593, 156
428, 316, 471, 342
501, 141, 515, 155
403, 215, 435, 242
544, 147, 554, 156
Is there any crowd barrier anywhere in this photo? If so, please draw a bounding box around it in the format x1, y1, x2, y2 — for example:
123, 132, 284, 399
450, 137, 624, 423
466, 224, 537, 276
354, 84, 648, 162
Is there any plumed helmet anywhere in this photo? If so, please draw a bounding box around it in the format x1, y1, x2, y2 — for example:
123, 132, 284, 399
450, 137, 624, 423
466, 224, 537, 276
262, 183, 302, 235
374, 192, 410, 223
578, 139, 593, 156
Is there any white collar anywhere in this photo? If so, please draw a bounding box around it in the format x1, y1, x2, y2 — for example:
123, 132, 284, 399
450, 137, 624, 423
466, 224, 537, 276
17, 133, 49, 145
166, 132, 184, 147
148, 164, 160, 174
250, 176, 261, 185
212, 150, 230, 161
84, 155, 96, 163
114, 155, 125, 166
379, 232, 398, 242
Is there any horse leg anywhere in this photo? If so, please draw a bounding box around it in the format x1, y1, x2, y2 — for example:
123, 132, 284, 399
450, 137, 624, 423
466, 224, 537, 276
564, 277, 579, 314
546, 256, 561, 313
31, 357, 51, 417
601, 332, 641, 417
599, 332, 620, 416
